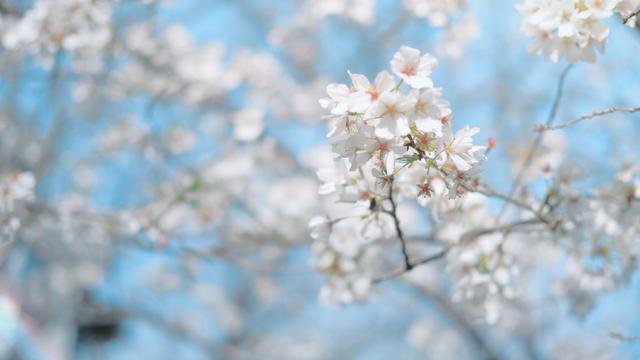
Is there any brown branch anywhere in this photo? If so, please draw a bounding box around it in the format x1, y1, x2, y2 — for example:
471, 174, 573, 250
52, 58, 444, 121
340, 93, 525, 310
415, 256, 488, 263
622, 9, 640, 24
385, 176, 412, 271
371, 248, 449, 283
535, 106, 640, 131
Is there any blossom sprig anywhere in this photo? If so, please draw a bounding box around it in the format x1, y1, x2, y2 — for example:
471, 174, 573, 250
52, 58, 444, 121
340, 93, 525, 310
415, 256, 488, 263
319, 46, 485, 202
311, 46, 487, 305
517, 0, 632, 63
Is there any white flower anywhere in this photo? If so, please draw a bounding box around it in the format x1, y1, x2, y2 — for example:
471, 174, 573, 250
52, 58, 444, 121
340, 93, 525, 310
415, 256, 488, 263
390, 46, 437, 89
348, 70, 396, 104
367, 92, 413, 137
408, 88, 451, 136
317, 159, 350, 195
331, 127, 376, 170
313, 46, 486, 308
320, 83, 369, 115
439, 125, 485, 172
517, 0, 622, 63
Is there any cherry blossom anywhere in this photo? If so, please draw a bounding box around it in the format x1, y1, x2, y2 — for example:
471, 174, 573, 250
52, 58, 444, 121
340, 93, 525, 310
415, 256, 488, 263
391, 46, 438, 89
517, 0, 627, 63
312, 46, 486, 305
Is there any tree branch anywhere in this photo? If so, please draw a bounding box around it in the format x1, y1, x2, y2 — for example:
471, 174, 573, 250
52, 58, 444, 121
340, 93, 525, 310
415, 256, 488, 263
372, 248, 449, 283
622, 9, 640, 24
535, 106, 640, 131
385, 176, 412, 271
610, 331, 640, 343
497, 64, 573, 221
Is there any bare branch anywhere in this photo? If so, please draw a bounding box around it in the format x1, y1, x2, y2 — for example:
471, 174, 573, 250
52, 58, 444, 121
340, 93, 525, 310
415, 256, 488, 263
497, 64, 574, 221
372, 248, 449, 283
610, 331, 640, 343
622, 9, 640, 24
535, 106, 640, 131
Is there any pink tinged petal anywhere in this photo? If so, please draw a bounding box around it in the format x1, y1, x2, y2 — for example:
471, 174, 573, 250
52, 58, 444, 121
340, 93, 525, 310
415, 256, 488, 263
399, 46, 421, 64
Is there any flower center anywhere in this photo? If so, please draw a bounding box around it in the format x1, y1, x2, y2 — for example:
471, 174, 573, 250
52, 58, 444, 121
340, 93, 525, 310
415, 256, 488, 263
402, 66, 417, 77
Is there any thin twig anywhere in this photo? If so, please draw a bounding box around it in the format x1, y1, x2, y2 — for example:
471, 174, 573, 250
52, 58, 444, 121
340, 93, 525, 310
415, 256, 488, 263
372, 248, 449, 283
473, 183, 540, 218
622, 9, 640, 24
497, 64, 574, 221
610, 331, 640, 343
535, 106, 640, 131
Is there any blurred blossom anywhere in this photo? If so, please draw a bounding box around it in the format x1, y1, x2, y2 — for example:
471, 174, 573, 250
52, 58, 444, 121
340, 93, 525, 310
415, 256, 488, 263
0, 0, 639, 359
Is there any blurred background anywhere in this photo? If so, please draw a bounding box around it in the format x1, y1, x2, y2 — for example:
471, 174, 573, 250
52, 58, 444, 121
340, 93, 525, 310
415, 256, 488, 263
0, 0, 639, 359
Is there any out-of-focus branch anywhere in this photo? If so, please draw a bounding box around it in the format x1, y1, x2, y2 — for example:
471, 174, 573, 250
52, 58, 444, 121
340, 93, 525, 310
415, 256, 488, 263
497, 64, 574, 221
535, 106, 640, 131
610, 331, 640, 343
416, 286, 503, 360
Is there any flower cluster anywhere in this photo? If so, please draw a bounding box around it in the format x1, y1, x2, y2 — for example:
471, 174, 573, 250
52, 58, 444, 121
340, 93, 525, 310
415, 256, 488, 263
0, 172, 35, 241
311, 46, 486, 304
2, 0, 112, 67
517, 0, 627, 63
549, 164, 640, 316
115, 23, 241, 106
320, 46, 485, 200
